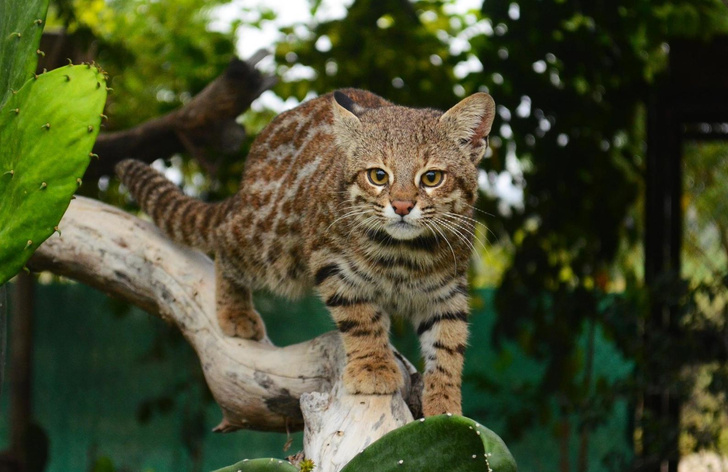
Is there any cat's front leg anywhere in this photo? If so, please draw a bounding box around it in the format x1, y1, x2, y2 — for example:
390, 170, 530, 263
327, 299, 403, 395
417, 296, 469, 416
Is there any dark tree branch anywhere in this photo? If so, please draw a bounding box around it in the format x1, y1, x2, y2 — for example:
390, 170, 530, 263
87, 52, 276, 178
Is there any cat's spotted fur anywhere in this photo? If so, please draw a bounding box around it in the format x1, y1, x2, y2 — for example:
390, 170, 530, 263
117, 89, 495, 416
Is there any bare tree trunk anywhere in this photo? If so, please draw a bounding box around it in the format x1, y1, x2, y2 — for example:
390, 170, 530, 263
9, 274, 34, 452
9, 273, 34, 470
558, 418, 570, 472
29, 197, 422, 469
577, 319, 596, 472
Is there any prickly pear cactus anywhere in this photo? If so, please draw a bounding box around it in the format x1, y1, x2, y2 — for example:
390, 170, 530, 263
211, 458, 299, 472
0, 0, 108, 284
340, 414, 517, 472
0, 0, 47, 109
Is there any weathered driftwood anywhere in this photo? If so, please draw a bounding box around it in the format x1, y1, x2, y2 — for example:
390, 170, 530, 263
29, 196, 421, 470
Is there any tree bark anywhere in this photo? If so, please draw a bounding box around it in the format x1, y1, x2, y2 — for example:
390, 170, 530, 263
29, 197, 421, 468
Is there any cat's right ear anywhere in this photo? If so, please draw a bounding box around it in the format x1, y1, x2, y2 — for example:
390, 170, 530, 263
331, 91, 363, 149
439, 92, 496, 165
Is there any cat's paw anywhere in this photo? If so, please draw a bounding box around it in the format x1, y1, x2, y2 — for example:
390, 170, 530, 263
422, 389, 462, 417
343, 356, 404, 395
217, 308, 266, 341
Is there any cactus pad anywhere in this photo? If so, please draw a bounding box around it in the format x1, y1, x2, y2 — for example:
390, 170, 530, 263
0, 0, 47, 109
211, 458, 299, 472
340, 414, 517, 472
0, 65, 107, 284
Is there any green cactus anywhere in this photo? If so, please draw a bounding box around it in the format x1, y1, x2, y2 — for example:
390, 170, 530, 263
211, 458, 299, 472
213, 416, 515, 472
0, 0, 47, 109
340, 414, 517, 472
0, 0, 108, 284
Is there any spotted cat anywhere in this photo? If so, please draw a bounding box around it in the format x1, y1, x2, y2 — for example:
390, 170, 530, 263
116, 88, 495, 416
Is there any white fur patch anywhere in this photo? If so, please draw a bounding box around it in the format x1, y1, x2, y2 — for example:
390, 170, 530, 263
382, 204, 426, 240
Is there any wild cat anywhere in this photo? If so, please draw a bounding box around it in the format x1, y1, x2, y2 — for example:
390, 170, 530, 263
116, 88, 495, 416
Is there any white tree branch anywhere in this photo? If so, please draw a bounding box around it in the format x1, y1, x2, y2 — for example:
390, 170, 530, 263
30, 196, 421, 469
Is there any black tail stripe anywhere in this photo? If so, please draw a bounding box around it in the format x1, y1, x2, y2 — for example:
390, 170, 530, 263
417, 311, 468, 336
315, 264, 341, 286
160, 194, 186, 230
137, 174, 167, 206
121, 161, 144, 183
151, 187, 178, 221
176, 200, 197, 240
129, 168, 158, 201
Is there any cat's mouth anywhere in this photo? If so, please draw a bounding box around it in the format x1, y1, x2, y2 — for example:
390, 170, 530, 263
383, 220, 425, 240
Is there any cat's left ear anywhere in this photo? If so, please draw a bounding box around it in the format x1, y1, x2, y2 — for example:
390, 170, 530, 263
331, 91, 365, 151
439, 93, 496, 165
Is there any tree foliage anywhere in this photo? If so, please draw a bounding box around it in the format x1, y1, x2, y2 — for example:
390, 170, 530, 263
48, 0, 239, 129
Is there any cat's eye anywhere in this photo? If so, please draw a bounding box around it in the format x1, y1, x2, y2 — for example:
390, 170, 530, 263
367, 168, 389, 186
421, 170, 445, 188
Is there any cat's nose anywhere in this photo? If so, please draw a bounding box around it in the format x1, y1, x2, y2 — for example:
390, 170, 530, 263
391, 200, 415, 216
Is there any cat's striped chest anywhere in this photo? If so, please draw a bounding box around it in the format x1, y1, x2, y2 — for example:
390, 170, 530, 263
330, 229, 467, 318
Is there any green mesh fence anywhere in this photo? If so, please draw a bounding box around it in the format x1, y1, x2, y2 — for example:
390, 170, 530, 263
0, 283, 632, 471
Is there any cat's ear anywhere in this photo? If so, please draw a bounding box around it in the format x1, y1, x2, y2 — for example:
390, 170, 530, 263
332, 91, 365, 127
439, 93, 495, 165
331, 91, 364, 149
333, 91, 365, 118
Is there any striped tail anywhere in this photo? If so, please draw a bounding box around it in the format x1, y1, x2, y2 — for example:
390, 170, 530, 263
115, 159, 237, 253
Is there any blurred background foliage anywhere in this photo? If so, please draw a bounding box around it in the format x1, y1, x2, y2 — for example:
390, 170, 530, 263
8, 0, 728, 470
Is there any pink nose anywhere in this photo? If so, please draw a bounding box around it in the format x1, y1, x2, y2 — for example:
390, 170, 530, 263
392, 200, 415, 216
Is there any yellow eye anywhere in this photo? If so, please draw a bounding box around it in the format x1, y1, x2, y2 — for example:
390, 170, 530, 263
421, 170, 444, 187
367, 168, 389, 186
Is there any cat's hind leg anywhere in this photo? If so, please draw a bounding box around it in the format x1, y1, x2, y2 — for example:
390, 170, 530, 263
215, 258, 267, 341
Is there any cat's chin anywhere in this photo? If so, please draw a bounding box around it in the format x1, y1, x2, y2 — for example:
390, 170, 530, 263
383, 221, 426, 240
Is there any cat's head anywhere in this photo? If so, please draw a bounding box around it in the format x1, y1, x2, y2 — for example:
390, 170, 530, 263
331, 90, 495, 242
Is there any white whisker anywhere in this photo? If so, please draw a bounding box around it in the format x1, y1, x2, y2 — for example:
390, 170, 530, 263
431, 217, 476, 254
438, 213, 488, 252
424, 219, 458, 272
326, 207, 374, 231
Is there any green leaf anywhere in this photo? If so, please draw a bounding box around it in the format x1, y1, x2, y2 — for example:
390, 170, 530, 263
0, 0, 49, 109
211, 458, 299, 472
0, 65, 107, 284
340, 415, 517, 472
